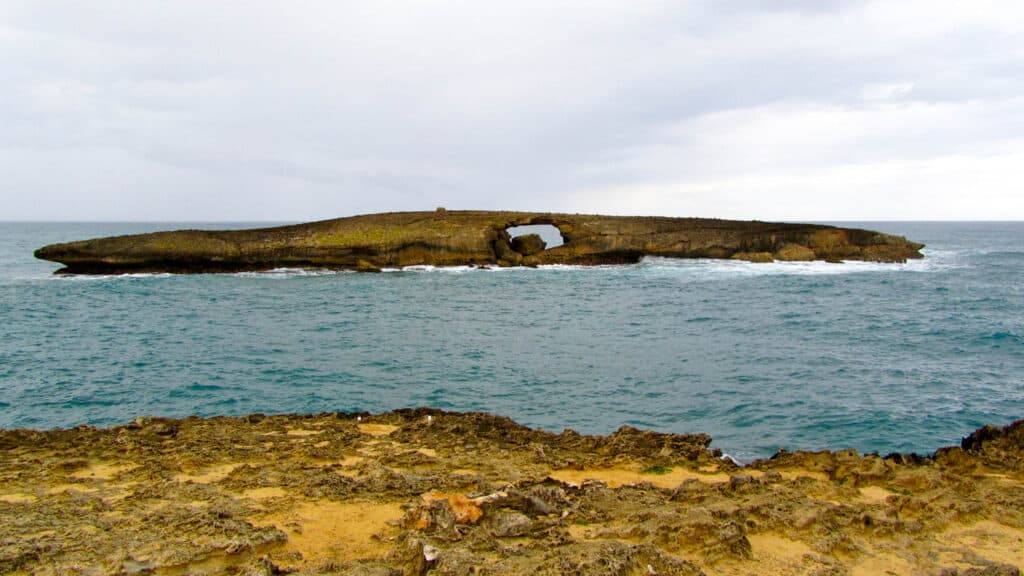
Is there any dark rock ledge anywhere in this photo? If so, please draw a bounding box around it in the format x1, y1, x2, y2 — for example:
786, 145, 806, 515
34, 210, 925, 274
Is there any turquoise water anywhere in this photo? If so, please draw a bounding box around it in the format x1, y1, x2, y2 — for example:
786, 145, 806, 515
1, 222, 1021, 461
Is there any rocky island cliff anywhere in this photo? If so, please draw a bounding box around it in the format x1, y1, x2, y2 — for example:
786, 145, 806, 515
34, 210, 924, 274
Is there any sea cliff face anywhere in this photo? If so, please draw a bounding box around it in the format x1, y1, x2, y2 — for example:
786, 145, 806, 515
34, 210, 925, 274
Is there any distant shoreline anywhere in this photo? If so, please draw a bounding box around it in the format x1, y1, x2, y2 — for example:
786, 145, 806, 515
32, 210, 925, 274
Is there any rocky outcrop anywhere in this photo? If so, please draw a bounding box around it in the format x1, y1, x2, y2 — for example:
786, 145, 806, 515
34, 210, 925, 274
731, 251, 775, 263
774, 243, 817, 262
510, 233, 547, 256
1, 411, 1021, 575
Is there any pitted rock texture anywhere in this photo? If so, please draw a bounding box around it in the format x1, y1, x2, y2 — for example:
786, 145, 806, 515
1, 411, 1021, 575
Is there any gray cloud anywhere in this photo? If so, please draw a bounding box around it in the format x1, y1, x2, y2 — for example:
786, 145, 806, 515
2, 1, 1023, 221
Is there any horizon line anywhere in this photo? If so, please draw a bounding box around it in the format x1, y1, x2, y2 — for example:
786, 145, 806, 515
3, 218, 1024, 224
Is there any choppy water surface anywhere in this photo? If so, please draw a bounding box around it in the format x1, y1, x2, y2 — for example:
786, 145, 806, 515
1, 221, 1021, 461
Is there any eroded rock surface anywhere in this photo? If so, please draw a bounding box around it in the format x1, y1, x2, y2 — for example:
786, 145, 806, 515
510, 233, 547, 257
34, 211, 925, 274
1, 411, 1021, 575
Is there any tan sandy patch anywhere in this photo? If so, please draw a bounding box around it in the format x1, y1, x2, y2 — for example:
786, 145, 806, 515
358, 423, 399, 436
937, 520, 1024, 568
154, 552, 253, 576
568, 523, 593, 539
312, 440, 330, 448
850, 552, 915, 576
241, 487, 290, 500
0, 493, 37, 504
285, 428, 322, 437
549, 466, 764, 489
326, 456, 365, 479
70, 462, 136, 480
748, 533, 814, 567
416, 448, 438, 457
257, 500, 404, 564
451, 469, 478, 476
174, 463, 243, 484
857, 485, 896, 504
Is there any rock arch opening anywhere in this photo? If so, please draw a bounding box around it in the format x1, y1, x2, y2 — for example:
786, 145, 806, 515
505, 224, 565, 255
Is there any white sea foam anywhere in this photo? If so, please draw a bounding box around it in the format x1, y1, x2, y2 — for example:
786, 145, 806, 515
387, 265, 481, 273
36, 250, 956, 280
536, 264, 613, 271
50, 267, 358, 280
383, 253, 953, 276
43, 272, 175, 281
230, 268, 350, 278
638, 254, 947, 278
314, 255, 947, 277
720, 453, 743, 466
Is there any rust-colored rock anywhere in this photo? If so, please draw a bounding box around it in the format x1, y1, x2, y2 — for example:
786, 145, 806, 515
34, 211, 925, 274
419, 491, 484, 524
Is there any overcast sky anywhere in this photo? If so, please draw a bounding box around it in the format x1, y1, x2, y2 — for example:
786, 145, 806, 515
3, 1, 1023, 221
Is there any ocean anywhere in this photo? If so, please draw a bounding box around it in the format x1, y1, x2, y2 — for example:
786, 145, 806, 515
0, 221, 1021, 462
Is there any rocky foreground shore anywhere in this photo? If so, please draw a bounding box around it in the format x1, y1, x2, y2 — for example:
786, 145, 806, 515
1, 410, 1021, 575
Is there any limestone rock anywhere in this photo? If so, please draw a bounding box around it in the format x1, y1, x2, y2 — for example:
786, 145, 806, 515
2, 411, 1023, 575
731, 252, 774, 263
775, 243, 817, 261
355, 259, 382, 273
510, 233, 547, 256
33, 210, 925, 274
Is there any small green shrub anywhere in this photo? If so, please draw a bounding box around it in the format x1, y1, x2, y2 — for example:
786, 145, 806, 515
641, 465, 673, 475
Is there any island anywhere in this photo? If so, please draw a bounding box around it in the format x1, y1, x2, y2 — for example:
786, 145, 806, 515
34, 210, 924, 274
